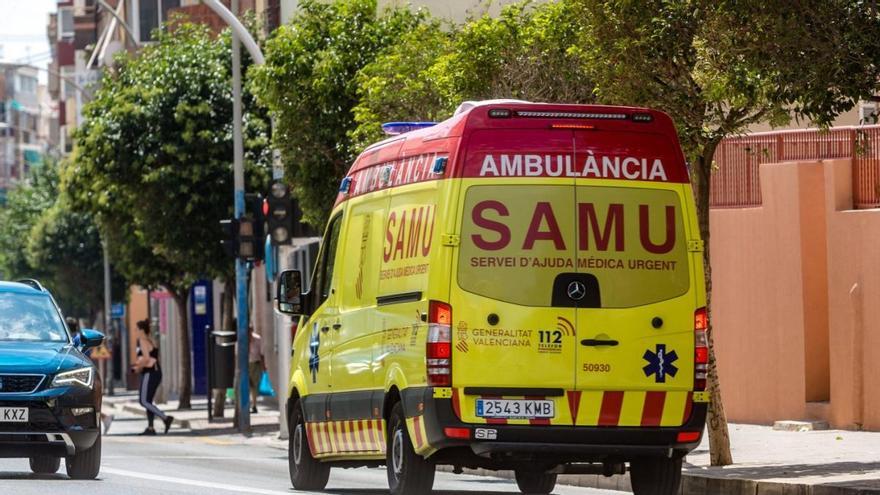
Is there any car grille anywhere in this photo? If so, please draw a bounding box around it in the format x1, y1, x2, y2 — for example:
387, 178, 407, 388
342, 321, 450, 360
0, 374, 45, 394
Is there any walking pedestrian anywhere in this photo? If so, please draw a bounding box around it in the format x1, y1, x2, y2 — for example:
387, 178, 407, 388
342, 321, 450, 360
132, 319, 174, 435
247, 328, 264, 414
67, 317, 114, 434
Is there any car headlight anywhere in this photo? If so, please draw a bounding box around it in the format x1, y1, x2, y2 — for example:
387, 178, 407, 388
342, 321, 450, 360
51, 367, 94, 389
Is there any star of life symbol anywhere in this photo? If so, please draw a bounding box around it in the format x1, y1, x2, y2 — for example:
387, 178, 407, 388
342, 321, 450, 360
309, 324, 321, 383
567, 281, 586, 301
643, 344, 678, 383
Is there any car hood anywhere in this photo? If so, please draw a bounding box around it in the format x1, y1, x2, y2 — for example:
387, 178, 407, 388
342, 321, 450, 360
0, 341, 88, 374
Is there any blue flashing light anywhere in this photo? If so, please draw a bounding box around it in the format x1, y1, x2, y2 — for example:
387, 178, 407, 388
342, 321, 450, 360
339, 177, 352, 193
381, 122, 438, 136
431, 157, 448, 175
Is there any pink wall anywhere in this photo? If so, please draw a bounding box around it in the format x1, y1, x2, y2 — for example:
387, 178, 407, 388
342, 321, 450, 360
710, 159, 880, 430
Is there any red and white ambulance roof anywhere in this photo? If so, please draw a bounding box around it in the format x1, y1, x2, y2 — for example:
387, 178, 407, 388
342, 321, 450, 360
337, 101, 690, 205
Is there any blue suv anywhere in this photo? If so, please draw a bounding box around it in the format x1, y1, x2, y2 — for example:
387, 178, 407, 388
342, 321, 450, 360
0, 279, 103, 479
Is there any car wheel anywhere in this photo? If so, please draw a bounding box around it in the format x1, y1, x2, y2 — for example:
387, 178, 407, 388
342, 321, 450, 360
288, 400, 330, 490
630, 456, 683, 495
386, 402, 435, 495
65, 431, 101, 480
514, 470, 557, 494
29, 456, 60, 474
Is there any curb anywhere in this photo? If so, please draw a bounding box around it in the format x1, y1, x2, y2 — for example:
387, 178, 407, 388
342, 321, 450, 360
436, 466, 880, 495
115, 402, 281, 432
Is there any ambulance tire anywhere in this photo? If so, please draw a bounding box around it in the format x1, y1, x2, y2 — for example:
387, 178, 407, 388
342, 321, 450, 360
386, 402, 435, 495
514, 470, 557, 494
29, 455, 60, 474
289, 401, 330, 491
629, 456, 683, 495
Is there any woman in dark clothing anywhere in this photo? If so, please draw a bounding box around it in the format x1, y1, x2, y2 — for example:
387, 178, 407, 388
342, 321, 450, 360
133, 319, 174, 435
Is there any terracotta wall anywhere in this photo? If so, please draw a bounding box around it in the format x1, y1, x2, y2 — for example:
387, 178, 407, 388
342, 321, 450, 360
710, 158, 880, 430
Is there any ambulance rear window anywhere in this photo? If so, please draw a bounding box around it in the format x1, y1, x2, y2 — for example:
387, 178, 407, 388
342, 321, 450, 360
458, 185, 690, 308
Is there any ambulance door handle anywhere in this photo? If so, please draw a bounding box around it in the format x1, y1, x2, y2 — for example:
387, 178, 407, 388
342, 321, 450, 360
581, 339, 619, 347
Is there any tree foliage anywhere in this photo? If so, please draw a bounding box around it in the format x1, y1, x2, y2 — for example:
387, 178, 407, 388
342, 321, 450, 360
66, 21, 272, 407
0, 161, 123, 319
574, 0, 880, 465
351, 1, 593, 150
250, 0, 427, 227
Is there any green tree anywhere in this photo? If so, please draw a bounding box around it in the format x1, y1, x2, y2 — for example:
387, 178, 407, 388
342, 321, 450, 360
250, 0, 425, 227
0, 164, 56, 283
66, 22, 271, 408
0, 161, 121, 320
351, 1, 592, 150
575, 0, 880, 465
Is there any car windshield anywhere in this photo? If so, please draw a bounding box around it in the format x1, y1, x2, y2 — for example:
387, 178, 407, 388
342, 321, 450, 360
0, 293, 69, 342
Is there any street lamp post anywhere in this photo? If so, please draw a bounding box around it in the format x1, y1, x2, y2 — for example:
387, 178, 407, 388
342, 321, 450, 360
200, 0, 267, 436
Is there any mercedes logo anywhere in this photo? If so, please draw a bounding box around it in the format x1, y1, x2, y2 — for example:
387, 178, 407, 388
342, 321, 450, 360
567, 281, 587, 301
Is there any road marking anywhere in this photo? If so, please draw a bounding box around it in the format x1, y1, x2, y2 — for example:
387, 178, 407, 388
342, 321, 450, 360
104, 455, 276, 460
101, 467, 294, 495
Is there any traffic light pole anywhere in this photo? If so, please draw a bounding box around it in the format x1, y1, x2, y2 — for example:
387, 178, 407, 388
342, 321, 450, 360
200, 0, 265, 436
231, 0, 250, 435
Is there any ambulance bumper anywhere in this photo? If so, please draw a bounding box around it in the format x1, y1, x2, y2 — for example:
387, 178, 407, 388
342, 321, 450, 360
402, 387, 707, 463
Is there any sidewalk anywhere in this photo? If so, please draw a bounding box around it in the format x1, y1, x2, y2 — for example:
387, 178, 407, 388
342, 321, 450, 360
104, 393, 880, 494
104, 391, 281, 434
438, 424, 880, 494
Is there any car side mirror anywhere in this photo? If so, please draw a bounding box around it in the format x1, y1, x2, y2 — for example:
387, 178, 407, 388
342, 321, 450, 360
276, 269, 307, 316
79, 329, 105, 350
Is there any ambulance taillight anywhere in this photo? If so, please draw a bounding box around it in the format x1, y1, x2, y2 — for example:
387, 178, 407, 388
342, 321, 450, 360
427, 301, 452, 387
694, 307, 709, 391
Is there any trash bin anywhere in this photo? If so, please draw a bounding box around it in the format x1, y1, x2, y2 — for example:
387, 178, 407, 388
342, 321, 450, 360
211, 330, 236, 389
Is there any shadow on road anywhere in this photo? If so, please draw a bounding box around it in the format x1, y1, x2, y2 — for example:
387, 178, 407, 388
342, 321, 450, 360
687, 461, 880, 480
0, 472, 72, 481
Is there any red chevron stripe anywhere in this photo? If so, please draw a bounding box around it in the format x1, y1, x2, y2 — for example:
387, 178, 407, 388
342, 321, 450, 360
323, 421, 333, 453
598, 391, 624, 426
306, 422, 318, 455
641, 391, 667, 427
682, 392, 694, 424
451, 388, 461, 418
567, 390, 582, 424
356, 420, 368, 451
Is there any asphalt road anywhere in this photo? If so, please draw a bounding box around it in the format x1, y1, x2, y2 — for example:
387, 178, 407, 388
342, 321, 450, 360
0, 410, 622, 495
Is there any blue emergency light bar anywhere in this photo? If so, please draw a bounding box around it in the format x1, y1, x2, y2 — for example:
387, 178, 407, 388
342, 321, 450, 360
381, 122, 438, 136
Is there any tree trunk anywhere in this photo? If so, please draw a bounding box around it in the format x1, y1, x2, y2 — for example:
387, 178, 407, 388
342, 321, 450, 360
693, 142, 733, 466
172, 290, 192, 410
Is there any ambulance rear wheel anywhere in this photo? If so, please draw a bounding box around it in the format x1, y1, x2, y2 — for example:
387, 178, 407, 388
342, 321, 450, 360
514, 470, 557, 494
386, 402, 435, 495
629, 456, 682, 495
289, 401, 330, 491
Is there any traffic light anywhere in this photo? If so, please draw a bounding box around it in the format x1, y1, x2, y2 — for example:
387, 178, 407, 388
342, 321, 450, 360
240, 193, 265, 262
220, 218, 240, 258
219, 194, 266, 262
266, 181, 293, 246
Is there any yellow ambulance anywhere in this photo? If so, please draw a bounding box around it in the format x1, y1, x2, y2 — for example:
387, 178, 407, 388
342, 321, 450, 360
276, 101, 709, 495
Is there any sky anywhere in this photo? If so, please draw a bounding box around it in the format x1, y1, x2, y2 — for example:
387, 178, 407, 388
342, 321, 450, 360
0, 0, 58, 83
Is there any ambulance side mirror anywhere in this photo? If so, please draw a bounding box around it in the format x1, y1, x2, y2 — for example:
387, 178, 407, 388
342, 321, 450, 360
276, 270, 307, 316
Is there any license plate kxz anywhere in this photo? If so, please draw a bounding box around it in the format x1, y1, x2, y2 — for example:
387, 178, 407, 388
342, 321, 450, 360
0, 407, 28, 423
